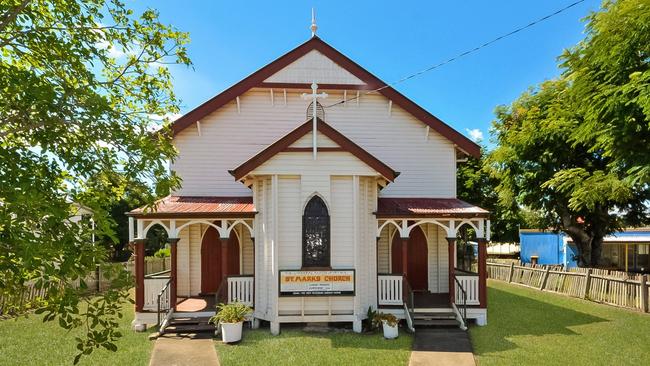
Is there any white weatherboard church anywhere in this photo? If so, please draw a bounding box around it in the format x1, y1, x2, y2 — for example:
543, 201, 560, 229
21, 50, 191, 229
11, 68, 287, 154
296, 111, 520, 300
128, 20, 490, 334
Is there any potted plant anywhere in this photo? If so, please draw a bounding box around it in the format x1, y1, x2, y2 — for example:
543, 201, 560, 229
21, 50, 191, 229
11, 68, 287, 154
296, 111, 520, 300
209, 302, 252, 343
373, 312, 399, 339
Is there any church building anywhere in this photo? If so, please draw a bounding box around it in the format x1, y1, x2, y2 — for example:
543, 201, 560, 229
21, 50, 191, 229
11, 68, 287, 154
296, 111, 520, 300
128, 24, 490, 334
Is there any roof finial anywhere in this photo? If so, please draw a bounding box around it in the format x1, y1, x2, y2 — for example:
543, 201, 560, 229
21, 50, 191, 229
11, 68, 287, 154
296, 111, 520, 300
310, 8, 318, 37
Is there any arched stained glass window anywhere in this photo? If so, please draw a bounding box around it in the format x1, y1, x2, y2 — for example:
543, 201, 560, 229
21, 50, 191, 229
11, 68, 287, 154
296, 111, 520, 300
302, 196, 330, 267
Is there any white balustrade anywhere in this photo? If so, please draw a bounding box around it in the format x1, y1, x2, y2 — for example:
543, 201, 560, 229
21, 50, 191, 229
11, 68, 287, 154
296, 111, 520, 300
455, 274, 480, 305
143, 276, 171, 311
228, 276, 254, 307
378, 275, 403, 306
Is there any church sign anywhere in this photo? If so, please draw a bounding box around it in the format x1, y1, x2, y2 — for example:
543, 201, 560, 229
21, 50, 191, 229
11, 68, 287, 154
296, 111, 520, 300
279, 270, 355, 296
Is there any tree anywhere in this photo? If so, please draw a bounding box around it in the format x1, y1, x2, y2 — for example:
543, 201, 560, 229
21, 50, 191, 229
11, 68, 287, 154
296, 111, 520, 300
0, 0, 190, 362
488, 79, 647, 266
487, 0, 650, 267
561, 0, 650, 190
457, 146, 530, 243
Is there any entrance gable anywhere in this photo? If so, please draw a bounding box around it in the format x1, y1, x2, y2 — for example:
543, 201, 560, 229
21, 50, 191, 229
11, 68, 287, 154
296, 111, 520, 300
264, 49, 364, 85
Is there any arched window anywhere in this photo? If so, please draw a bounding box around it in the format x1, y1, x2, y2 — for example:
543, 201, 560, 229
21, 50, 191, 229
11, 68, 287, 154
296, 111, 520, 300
302, 196, 330, 267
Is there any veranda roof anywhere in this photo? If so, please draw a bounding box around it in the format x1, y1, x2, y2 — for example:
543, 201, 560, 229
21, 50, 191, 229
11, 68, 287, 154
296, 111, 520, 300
127, 196, 256, 218
375, 198, 489, 218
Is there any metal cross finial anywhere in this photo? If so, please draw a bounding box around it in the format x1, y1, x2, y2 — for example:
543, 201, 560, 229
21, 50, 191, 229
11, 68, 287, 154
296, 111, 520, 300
301, 81, 328, 159
310, 8, 318, 37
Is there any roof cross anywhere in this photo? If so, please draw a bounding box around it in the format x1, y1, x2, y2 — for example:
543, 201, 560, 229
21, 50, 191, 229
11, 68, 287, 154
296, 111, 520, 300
301, 81, 328, 159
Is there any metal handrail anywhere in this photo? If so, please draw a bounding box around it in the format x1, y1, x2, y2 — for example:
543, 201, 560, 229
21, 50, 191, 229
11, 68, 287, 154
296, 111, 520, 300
214, 277, 228, 306
402, 275, 415, 332
454, 276, 468, 325
156, 278, 172, 327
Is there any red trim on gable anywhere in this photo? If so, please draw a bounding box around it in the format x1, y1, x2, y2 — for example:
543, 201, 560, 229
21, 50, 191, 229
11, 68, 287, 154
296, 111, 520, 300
229, 117, 399, 182
172, 36, 480, 158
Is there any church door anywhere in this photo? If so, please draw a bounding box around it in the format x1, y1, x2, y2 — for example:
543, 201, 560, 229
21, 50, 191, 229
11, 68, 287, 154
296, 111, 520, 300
201, 226, 222, 294
391, 226, 429, 291
201, 227, 240, 294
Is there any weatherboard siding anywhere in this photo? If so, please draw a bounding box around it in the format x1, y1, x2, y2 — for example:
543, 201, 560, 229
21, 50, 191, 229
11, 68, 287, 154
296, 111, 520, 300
172, 90, 456, 198
264, 49, 364, 85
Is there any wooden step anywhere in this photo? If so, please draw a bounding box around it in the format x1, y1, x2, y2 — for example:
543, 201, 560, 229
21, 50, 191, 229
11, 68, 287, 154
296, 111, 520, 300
413, 312, 456, 320
169, 317, 212, 325
413, 319, 460, 328
164, 323, 216, 333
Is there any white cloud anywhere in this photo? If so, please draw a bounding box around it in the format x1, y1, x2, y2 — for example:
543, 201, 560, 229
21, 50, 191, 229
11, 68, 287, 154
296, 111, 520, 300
148, 113, 182, 122
466, 128, 483, 142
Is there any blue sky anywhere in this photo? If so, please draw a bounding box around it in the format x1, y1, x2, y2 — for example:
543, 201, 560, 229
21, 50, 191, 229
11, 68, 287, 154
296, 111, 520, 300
132, 0, 600, 146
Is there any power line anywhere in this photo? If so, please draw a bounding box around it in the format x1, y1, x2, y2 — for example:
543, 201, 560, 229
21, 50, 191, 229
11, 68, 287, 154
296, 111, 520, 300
325, 0, 586, 108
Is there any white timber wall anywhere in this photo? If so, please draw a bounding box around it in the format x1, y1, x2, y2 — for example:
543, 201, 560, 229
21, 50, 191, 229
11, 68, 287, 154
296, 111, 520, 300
264, 50, 364, 85
290, 131, 338, 148
172, 88, 457, 198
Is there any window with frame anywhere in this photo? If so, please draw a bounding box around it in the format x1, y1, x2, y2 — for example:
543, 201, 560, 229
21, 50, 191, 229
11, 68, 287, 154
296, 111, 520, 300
302, 196, 330, 267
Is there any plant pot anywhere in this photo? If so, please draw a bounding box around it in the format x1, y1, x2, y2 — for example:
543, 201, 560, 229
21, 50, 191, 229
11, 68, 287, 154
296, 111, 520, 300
382, 321, 398, 339
221, 321, 243, 343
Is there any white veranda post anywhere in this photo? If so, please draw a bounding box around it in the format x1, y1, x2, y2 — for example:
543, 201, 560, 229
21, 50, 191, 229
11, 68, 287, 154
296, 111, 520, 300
302, 81, 328, 160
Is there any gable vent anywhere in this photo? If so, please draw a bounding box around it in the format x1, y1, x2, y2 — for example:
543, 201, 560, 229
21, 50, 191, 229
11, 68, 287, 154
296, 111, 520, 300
306, 101, 325, 120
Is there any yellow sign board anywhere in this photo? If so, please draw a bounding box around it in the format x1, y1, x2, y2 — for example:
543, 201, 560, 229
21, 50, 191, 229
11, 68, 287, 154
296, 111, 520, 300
279, 270, 355, 296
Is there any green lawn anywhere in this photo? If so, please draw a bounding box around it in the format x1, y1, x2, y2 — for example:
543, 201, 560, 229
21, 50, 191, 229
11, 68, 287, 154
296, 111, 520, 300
215, 328, 413, 366
470, 280, 650, 366
0, 296, 153, 366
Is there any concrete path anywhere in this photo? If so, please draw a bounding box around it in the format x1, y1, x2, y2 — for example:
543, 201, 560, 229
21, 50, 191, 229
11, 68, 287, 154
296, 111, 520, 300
149, 333, 219, 366
409, 329, 476, 366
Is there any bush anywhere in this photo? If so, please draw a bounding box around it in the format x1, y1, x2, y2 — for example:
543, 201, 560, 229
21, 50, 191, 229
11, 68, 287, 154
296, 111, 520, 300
153, 248, 170, 258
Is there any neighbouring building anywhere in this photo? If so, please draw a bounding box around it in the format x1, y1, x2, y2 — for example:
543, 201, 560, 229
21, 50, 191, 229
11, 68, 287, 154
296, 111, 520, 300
128, 29, 490, 334
520, 229, 650, 273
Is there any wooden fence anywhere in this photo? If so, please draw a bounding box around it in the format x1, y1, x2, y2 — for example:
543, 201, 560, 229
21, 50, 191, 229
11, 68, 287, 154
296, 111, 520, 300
1, 261, 138, 317
487, 262, 650, 313
124, 257, 170, 277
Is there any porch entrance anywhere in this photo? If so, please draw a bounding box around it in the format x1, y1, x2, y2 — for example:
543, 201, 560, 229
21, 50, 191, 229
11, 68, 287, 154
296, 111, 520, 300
391, 225, 428, 291
200, 227, 240, 294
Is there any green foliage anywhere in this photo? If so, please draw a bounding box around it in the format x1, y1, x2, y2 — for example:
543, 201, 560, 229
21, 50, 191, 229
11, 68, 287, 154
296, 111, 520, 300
153, 247, 170, 258
561, 0, 650, 188
210, 302, 252, 324
487, 0, 650, 266
0, 0, 190, 362
373, 312, 399, 327
457, 147, 541, 242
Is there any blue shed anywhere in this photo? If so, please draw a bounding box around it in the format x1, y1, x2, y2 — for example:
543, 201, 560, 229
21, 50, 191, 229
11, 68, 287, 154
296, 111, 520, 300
519, 230, 577, 268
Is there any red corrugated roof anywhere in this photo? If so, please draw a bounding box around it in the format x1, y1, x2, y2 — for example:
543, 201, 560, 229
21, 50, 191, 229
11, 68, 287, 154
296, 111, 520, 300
128, 196, 255, 218
376, 198, 488, 218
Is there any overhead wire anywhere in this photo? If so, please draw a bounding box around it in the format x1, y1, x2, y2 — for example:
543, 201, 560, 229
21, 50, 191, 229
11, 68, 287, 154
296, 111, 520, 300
324, 0, 587, 108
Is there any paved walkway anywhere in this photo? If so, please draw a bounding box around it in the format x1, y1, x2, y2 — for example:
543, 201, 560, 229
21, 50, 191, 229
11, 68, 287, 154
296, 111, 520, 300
409, 329, 476, 366
149, 334, 219, 366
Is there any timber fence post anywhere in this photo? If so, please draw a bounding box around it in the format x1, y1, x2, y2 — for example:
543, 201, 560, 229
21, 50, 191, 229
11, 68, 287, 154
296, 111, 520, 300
540, 267, 550, 291
508, 262, 514, 283
583, 268, 592, 299
641, 275, 648, 313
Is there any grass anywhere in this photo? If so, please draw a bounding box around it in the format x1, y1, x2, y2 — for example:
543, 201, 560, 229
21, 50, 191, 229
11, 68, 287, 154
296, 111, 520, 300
215, 327, 413, 366
0, 293, 153, 366
470, 280, 650, 366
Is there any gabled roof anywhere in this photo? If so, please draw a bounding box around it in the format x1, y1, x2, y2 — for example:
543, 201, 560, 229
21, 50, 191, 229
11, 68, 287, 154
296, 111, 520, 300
229, 117, 399, 182
375, 198, 489, 218
171, 36, 480, 158
128, 196, 255, 218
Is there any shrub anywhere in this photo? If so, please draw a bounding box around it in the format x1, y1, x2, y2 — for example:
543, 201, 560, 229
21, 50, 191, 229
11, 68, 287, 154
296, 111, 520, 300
373, 312, 399, 327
